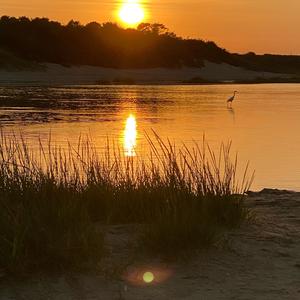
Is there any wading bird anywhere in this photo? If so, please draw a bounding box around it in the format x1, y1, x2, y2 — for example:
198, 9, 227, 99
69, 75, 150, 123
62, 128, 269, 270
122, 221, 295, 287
227, 91, 238, 107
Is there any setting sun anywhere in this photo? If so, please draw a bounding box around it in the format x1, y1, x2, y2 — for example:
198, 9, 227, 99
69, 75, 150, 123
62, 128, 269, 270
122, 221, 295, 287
118, 0, 145, 27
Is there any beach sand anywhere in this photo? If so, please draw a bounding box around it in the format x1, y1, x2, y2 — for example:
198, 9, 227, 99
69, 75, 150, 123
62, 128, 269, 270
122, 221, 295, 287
0, 189, 299, 300
0, 61, 289, 85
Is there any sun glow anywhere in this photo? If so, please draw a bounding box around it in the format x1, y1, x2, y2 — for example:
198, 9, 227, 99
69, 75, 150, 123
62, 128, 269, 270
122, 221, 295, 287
124, 114, 137, 157
118, 0, 145, 27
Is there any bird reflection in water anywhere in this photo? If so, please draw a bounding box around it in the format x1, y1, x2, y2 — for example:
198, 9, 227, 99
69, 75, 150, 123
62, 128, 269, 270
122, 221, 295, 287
227, 107, 236, 122
124, 114, 137, 157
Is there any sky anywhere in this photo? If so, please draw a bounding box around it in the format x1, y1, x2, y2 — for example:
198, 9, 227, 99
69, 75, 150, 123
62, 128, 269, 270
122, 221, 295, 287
1, 0, 300, 54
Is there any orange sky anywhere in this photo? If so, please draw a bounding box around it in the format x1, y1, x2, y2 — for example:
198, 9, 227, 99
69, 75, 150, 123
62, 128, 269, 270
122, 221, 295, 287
1, 0, 300, 54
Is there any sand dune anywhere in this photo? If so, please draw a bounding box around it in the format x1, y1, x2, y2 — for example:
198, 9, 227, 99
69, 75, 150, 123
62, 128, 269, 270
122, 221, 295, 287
0, 61, 289, 85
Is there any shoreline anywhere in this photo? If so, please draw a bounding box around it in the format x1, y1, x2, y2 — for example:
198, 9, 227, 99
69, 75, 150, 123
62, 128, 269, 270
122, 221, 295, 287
0, 60, 296, 86
1, 81, 300, 87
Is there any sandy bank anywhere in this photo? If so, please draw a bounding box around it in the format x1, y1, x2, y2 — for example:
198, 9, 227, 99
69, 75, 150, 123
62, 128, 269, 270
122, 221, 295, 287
0, 189, 299, 300
0, 61, 289, 85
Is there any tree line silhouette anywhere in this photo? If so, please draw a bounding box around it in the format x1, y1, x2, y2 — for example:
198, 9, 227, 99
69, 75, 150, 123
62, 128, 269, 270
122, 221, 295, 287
0, 16, 299, 74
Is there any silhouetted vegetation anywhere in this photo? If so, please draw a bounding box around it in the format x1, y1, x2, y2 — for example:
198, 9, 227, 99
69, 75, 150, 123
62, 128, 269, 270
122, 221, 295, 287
0, 132, 253, 272
0, 16, 300, 73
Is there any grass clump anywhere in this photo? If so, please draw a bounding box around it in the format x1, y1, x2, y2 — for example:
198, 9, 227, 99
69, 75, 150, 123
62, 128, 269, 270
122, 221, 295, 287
0, 135, 105, 273
138, 134, 253, 257
0, 132, 253, 272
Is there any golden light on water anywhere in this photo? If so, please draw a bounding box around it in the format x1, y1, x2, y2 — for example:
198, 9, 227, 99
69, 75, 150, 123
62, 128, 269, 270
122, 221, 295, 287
118, 0, 145, 27
124, 114, 137, 157
143, 272, 154, 284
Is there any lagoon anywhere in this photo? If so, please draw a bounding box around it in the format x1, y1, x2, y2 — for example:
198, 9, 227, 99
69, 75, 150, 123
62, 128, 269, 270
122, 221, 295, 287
1, 83, 300, 191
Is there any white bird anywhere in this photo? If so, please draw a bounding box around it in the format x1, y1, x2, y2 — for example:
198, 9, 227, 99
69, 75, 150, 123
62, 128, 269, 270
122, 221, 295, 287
227, 91, 238, 107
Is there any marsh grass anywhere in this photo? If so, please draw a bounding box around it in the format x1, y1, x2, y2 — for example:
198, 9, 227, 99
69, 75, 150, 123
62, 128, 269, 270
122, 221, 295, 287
137, 133, 253, 257
0, 131, 253, 272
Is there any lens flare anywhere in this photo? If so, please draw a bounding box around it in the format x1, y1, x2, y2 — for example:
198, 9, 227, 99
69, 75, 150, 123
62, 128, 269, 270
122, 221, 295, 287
119, 1, 145, 26
143, 272, 154, 283
124, 114, 137, 157
124, 265, 173, 286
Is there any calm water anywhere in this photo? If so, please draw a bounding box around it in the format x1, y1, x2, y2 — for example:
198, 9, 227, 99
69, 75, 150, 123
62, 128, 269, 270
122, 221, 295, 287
1, 84, 300, 191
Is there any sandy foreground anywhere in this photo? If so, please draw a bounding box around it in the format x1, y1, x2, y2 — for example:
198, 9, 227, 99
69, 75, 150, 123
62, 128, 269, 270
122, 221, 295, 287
0, 189, 299, 300
0, 61, 289, 85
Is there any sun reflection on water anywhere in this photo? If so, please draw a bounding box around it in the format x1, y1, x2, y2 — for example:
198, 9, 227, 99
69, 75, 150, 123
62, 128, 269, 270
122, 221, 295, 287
124, 114, 137, 157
